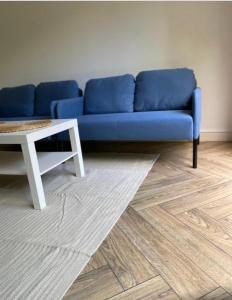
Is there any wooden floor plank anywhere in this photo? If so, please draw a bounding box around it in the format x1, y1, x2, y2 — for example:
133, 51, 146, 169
138, 206, 232, 286
194, 158, 232, 178
160, 179, 232, 215
219, 215, 232, 238
198, 287, 232, 300
117, 207, 217, 299
197, 142, 232, 155
176, 208, 232, 294
177, 208, 232, 258
133, 173, 195, 204
108, 276, 180, 300
196, 153, 232, 178
137, 172, 194, 191
63, 265, 123, 300
81, 249, 107, 275
159, 156, 210, 178
199, 195, 232, 220
219, 279, 232, 295
149, 159, 184, 177
131, 176, 225, 211
100, 224, 158, 290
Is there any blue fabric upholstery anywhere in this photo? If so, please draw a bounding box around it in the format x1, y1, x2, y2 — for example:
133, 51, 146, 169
135, 68, 196, 111
192, 87, 201, 139
73, 111, 193, 141
0, 85, 35, 117
35, 80, 80, 116
51, 97, 84, 119
84, 74, 135, 114
0, 70, 200, 145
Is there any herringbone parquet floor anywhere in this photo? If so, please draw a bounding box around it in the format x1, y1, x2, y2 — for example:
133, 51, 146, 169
64, 142, 232, 300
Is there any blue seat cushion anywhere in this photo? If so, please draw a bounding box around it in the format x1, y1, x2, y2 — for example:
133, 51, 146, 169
84, 74, 135, 114
35, 80, 79, 116
76, 111, 193, 141
135, 68, 196, 111
0, 85, 35, 117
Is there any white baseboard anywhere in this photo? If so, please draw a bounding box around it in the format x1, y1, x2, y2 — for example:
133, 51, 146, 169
200, 131, 232, 141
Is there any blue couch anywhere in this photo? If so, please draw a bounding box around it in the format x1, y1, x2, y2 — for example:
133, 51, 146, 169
0, 80, 82, 121
0, 68, 201, 168
51, 69, 201, 168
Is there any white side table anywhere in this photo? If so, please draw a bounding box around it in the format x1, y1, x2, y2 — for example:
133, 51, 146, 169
0, 119, 85, 209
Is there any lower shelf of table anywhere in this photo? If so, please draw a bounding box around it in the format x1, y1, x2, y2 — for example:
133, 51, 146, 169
0, 151, 77, 175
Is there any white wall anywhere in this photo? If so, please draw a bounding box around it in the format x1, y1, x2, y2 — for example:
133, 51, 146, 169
0, 2, 232, 140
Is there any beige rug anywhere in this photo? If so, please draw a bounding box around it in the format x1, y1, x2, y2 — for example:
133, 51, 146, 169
0, 153, 158, 300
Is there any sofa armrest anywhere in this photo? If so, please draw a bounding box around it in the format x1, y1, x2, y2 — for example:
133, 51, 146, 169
50, 97, 84, 119
192, 87, 201, 139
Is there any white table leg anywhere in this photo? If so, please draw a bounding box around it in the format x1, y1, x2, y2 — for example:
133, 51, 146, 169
21, 142, 46, 210
69, 125, 85, 177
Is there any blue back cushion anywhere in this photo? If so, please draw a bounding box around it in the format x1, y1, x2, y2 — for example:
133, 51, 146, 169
0, 84, 35, 117
84, 74, 135, 114
35, 80, 79, 116
134, 68, 196, 111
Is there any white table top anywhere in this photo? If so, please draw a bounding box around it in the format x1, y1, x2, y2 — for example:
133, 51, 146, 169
0, 119, 77, 144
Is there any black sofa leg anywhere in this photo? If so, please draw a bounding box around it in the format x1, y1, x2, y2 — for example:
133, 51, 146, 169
193, 137, 199, 168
